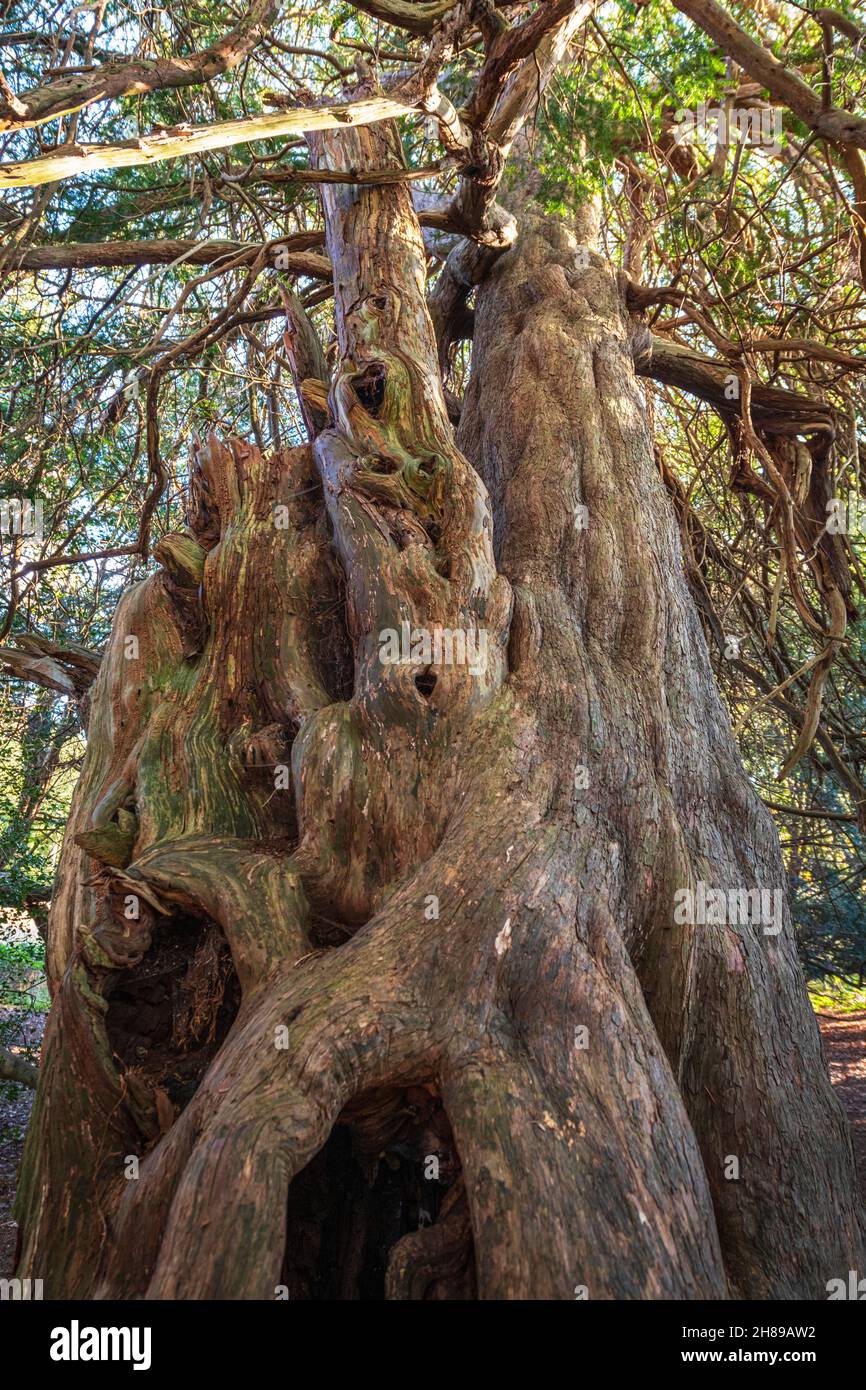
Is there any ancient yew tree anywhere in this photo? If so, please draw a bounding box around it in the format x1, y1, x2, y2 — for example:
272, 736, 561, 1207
3, 0, 866, 1299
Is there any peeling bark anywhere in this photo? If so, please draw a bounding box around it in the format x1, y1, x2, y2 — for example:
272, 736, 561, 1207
14, 132, 864, 1301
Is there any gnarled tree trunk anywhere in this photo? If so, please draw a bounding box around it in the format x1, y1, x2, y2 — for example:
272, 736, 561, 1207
14, 119, 864, 1301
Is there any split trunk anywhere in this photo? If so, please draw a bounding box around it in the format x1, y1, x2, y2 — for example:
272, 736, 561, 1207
14, 121, 864, 1300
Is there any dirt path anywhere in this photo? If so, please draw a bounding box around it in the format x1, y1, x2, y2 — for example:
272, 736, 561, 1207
818, 1009, 866, 1203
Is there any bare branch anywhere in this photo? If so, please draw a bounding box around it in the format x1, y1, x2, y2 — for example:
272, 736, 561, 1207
634, 332, 837, 436
0, 94, 418, 189
0, 1045, 37, 1088
445, 1, 598, 246
347, 1, 458, 34
0, 0, 280, 133
0, 636, 102, 696
8, 236, 328, 276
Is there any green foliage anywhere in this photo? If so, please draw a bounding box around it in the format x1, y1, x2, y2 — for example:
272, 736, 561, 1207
0, 689, 81, 916
808, 978, 866, 1016
0, 939, 46, 1008
0, 936, 47, 1108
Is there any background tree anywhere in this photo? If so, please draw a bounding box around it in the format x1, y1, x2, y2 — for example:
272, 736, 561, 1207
1, 0, 865, 1299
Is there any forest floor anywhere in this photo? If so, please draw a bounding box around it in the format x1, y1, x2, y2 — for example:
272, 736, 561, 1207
817, 1008, 866, 1203
0, 1007, 42, 1279
0, 1009, 864, 1281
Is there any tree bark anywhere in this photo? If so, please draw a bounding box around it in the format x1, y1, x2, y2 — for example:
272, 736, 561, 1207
458, 214, 864, 1297
13, 122, 864, 1300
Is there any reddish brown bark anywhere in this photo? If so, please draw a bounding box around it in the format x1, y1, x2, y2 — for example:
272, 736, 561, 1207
13, 121, 864, 1301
